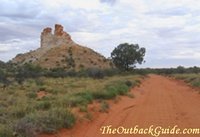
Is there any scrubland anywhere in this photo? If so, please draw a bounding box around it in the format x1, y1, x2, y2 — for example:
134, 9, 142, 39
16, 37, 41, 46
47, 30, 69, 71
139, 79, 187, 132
0, 74, 141, 137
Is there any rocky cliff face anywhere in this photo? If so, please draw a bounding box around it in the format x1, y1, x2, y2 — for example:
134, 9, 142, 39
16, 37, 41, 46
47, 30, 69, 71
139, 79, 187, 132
41, 24, 73, 48
11, 24, 113, 70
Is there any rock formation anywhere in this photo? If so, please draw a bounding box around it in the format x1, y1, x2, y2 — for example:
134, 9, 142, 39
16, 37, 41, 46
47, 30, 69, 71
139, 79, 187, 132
11, 24, 114, 70
41, 24, 73, 48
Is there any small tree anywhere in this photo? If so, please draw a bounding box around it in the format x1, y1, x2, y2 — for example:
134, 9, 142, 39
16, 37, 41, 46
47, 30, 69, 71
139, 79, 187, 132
176, 66, 185, 74
0, 69, 7, 83
15, 63, 44, 84
111, 43, 145, 71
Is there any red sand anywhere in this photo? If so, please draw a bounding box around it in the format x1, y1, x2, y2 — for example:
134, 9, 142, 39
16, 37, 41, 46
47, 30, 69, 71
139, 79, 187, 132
37, 91, 48, 99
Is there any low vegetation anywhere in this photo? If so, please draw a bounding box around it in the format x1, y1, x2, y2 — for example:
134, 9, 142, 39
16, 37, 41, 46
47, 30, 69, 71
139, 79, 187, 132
172, 73, 200, 88
140, 66, 200, 75
0, 74, 141, 137
0, 42, 146, 137
99, 101, 110, 113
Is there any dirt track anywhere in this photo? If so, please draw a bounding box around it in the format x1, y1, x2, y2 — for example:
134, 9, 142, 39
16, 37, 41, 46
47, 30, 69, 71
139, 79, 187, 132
40, 75, 200, 137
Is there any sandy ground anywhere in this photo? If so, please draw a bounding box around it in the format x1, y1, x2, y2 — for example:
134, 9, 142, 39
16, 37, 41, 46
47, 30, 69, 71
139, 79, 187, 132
39, 74, 200, 137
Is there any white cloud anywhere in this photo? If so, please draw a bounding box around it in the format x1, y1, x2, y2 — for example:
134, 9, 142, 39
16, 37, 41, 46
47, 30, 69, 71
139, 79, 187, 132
0, 46, 11, 52
1, 0, 200, 67
71, 32, 106, 44
37, 0, 103, 11
119, 0, 148, 13
0, 38, 39, 61
169, 49, 200, 60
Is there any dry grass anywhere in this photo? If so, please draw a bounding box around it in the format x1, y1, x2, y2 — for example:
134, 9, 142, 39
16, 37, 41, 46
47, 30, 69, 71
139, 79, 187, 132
0, 74, 141, 137
172, 73, 200, 87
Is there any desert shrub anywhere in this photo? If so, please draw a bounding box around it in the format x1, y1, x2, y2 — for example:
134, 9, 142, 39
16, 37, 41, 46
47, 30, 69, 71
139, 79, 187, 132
14, 63, 43, 82
66, 47, 75, 68
76, 69, 88, 77
125, 80, 132, 87
87, 68, 105, 79
173, 74, 200, 88
14, 116, 38, 137
0, 72, 141, 136
103, 68, 120, 76
66, 57, 75, 67
74, 91, 93, 103
66, 70, 77, 77
115, 84, 129, 95
92, 83, 129, 99
67, 96, 84, 107
67, 92, 93, 107
184, 77, 196, 83
191, 78, 200, 87
14, 108, 75, 135
84, 112, 93, 121
45, 68, 72, 78
99, 101, 109, 113
0, 69, 8, 85
133, 79, 141, 87
26, 92, 37, 99
38, 108, 76, 133
92, 90, 116, 100
35, 101, 51, 110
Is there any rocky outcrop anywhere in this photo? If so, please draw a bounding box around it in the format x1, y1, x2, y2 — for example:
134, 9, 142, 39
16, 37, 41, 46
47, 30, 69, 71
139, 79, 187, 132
11, 24, 114, 70
41, 24, 73, 48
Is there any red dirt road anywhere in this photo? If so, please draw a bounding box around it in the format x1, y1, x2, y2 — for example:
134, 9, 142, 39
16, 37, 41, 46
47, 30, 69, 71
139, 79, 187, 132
40, 75, 200, 137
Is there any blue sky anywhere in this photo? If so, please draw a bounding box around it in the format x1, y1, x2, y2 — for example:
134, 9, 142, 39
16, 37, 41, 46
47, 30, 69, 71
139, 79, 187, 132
0, 0, 200, 68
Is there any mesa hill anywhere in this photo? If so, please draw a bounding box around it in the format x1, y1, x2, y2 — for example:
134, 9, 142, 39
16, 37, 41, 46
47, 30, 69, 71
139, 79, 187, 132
11, 24, 113, 70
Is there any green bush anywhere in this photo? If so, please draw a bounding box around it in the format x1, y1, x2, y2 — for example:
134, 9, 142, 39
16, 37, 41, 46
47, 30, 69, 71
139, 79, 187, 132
191, 79, 200, 87
87, 68, 105, 79
116, 84, 129, 95
173, 74, 200, 87
14, 108, 76, 135
125, 80, 132, 87
92, 83, 129, 100
74, 91, 93, 103
62, 91, 93, 107
38, 108, 76, 133
92, 90, 116, 100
